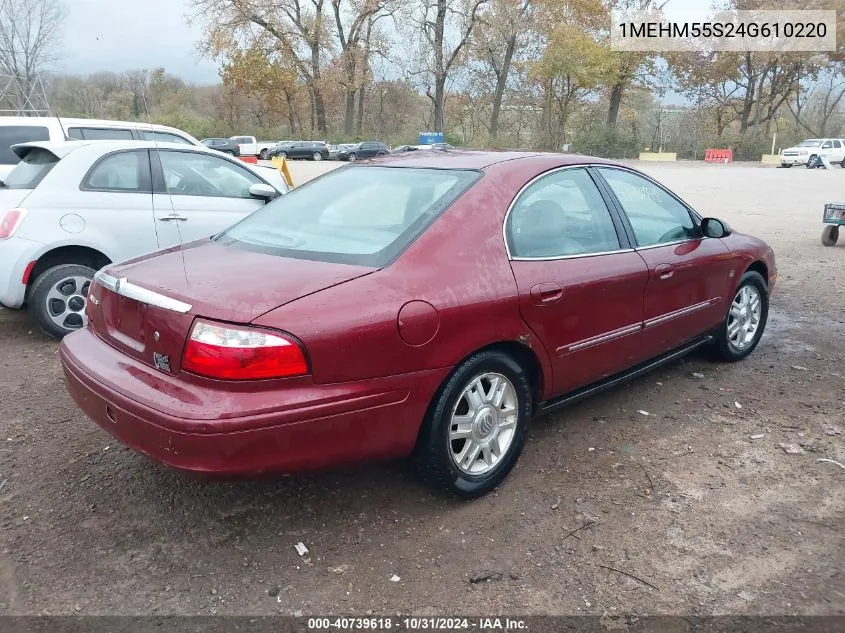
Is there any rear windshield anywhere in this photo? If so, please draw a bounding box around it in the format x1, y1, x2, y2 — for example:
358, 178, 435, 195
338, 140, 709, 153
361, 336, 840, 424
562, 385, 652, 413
216, 166, 481, 266
2, 147, 59, 189
0, 125, 50, 165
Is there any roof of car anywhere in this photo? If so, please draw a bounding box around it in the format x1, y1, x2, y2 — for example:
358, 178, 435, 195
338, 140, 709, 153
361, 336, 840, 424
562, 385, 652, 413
365, 149, 619, 170
12, 139, 217, 155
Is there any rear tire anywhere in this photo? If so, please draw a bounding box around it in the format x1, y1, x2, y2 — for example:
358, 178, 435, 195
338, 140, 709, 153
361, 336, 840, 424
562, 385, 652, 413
347, 153, 357, 162
413, 350, 532, 499
28, 264, 96, 339
312, 152, 323, 161
712, 271, 768, 362
259, 149, 269, 160
822, 225, 839, 246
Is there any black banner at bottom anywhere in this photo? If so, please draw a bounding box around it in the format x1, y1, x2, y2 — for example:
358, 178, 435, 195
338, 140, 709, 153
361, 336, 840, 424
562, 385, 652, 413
1, 616, 844, 633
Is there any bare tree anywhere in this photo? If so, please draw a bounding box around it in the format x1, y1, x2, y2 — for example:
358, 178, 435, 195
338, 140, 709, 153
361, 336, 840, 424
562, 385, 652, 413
190, 0, 331, 135
0, 0, 66, 113
788, 63, 845, 138
331, 0, 398, 136
410, 0, 488, 133
472, 0, 531, 141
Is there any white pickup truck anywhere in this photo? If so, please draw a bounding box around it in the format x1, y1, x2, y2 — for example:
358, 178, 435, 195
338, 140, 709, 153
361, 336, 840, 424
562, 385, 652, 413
229, 136, 281, 160
780, 138, 845, 168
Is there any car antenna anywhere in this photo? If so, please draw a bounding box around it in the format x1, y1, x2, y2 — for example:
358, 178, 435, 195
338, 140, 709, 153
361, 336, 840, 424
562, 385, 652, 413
140, 88, 189, 286
54, 111, 68, 141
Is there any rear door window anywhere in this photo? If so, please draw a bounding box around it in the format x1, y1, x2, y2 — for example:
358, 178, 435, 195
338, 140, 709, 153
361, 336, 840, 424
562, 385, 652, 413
71, 127, 135, 141
84, 150, 150, 192
506, 168, 621, 258
0, 125, 50, 165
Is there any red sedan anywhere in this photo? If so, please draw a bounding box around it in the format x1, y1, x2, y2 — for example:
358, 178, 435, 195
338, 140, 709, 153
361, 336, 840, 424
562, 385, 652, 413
60, 151, 776, 498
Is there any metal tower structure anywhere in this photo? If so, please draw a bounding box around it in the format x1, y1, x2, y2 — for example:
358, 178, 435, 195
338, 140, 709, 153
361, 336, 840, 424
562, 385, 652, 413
0, 72, 51, 116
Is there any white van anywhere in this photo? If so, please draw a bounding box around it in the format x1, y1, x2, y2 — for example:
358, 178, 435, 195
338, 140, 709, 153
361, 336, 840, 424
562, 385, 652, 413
0, 117, 202, 178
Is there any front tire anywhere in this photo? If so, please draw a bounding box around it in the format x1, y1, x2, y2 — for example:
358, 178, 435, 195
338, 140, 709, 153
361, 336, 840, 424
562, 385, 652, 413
28, 264, 95, 339
312, 152, 323, 161
807, 155, 819, 169
822, 225, 839, 246
259, 149, 269, 160
347, 153, 357, 162
414, 350, 532, 498
713, 271, 768, 362
781, 163, 792, 168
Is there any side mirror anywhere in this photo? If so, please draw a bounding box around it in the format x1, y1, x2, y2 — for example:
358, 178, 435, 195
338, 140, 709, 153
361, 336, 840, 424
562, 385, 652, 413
701, 217, 731, 238
249, 183, 278, 202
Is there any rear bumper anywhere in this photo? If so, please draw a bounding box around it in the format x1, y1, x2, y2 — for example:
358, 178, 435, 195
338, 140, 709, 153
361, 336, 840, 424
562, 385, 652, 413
60, 327, 449, 476
0, 236, 41, 308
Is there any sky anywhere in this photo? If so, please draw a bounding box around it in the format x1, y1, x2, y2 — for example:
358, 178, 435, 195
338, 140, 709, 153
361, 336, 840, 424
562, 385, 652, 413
56, 0, 220, 84
52, 0, 719, 88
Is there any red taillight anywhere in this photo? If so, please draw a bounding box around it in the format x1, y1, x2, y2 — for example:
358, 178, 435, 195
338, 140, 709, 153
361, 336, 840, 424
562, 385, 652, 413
182, 319, 308, 380
0, 208, 27, 239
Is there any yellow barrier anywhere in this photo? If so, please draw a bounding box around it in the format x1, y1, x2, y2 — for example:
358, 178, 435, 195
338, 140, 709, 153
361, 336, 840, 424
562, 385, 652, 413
638, 152, 677, 162
761, 154, 781, 165
270, 156, 295, 188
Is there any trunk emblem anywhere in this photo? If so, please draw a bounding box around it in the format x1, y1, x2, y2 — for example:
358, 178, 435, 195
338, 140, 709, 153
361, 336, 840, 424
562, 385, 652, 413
153, 352, 171, 372
89, 294, 99, 306
154, 331, 160, 342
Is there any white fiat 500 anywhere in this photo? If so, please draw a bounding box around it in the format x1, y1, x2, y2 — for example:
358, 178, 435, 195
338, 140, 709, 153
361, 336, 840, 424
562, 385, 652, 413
0, 140, 288, 338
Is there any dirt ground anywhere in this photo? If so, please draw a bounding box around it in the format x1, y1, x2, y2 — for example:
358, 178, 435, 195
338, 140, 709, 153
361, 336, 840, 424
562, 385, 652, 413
0, 160, 843, 617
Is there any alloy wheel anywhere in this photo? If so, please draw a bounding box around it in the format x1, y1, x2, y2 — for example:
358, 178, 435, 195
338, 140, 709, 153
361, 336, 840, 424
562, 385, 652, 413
45, 275, 90, 331
727, 285, 762, 351
448, 372, 518, 475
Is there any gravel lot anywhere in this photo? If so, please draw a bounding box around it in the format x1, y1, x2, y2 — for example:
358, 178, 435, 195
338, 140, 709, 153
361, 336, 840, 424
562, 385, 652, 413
0, 159, 843, 617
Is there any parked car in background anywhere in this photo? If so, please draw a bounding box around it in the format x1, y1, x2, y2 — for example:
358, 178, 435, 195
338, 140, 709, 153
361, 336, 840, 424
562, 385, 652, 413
267, 141, 329, 161
229, 136, 280, 160
59, 151, 775, 498
780, 138, 845, 168
0, 116, 201, 179
391, 145, 420, 154
200, 138, 241, 156
337, 141, 389, 161
0, 140, 287, 338
328, 144, 357, 160
391, 143, 454, 155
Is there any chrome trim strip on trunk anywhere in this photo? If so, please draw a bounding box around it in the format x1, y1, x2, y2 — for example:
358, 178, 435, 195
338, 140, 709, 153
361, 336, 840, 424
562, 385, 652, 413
643, 299, 717, 329
94, 271, 193, 314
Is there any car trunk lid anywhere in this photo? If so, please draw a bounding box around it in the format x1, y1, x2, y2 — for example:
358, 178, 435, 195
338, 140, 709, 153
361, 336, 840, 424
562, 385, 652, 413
87, 240, 374, 374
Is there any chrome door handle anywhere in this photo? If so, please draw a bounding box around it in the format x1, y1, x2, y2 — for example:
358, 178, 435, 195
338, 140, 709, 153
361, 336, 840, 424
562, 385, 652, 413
158, 214, 188, 222
654, 264, 674, 280
530, 282, 564, 305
